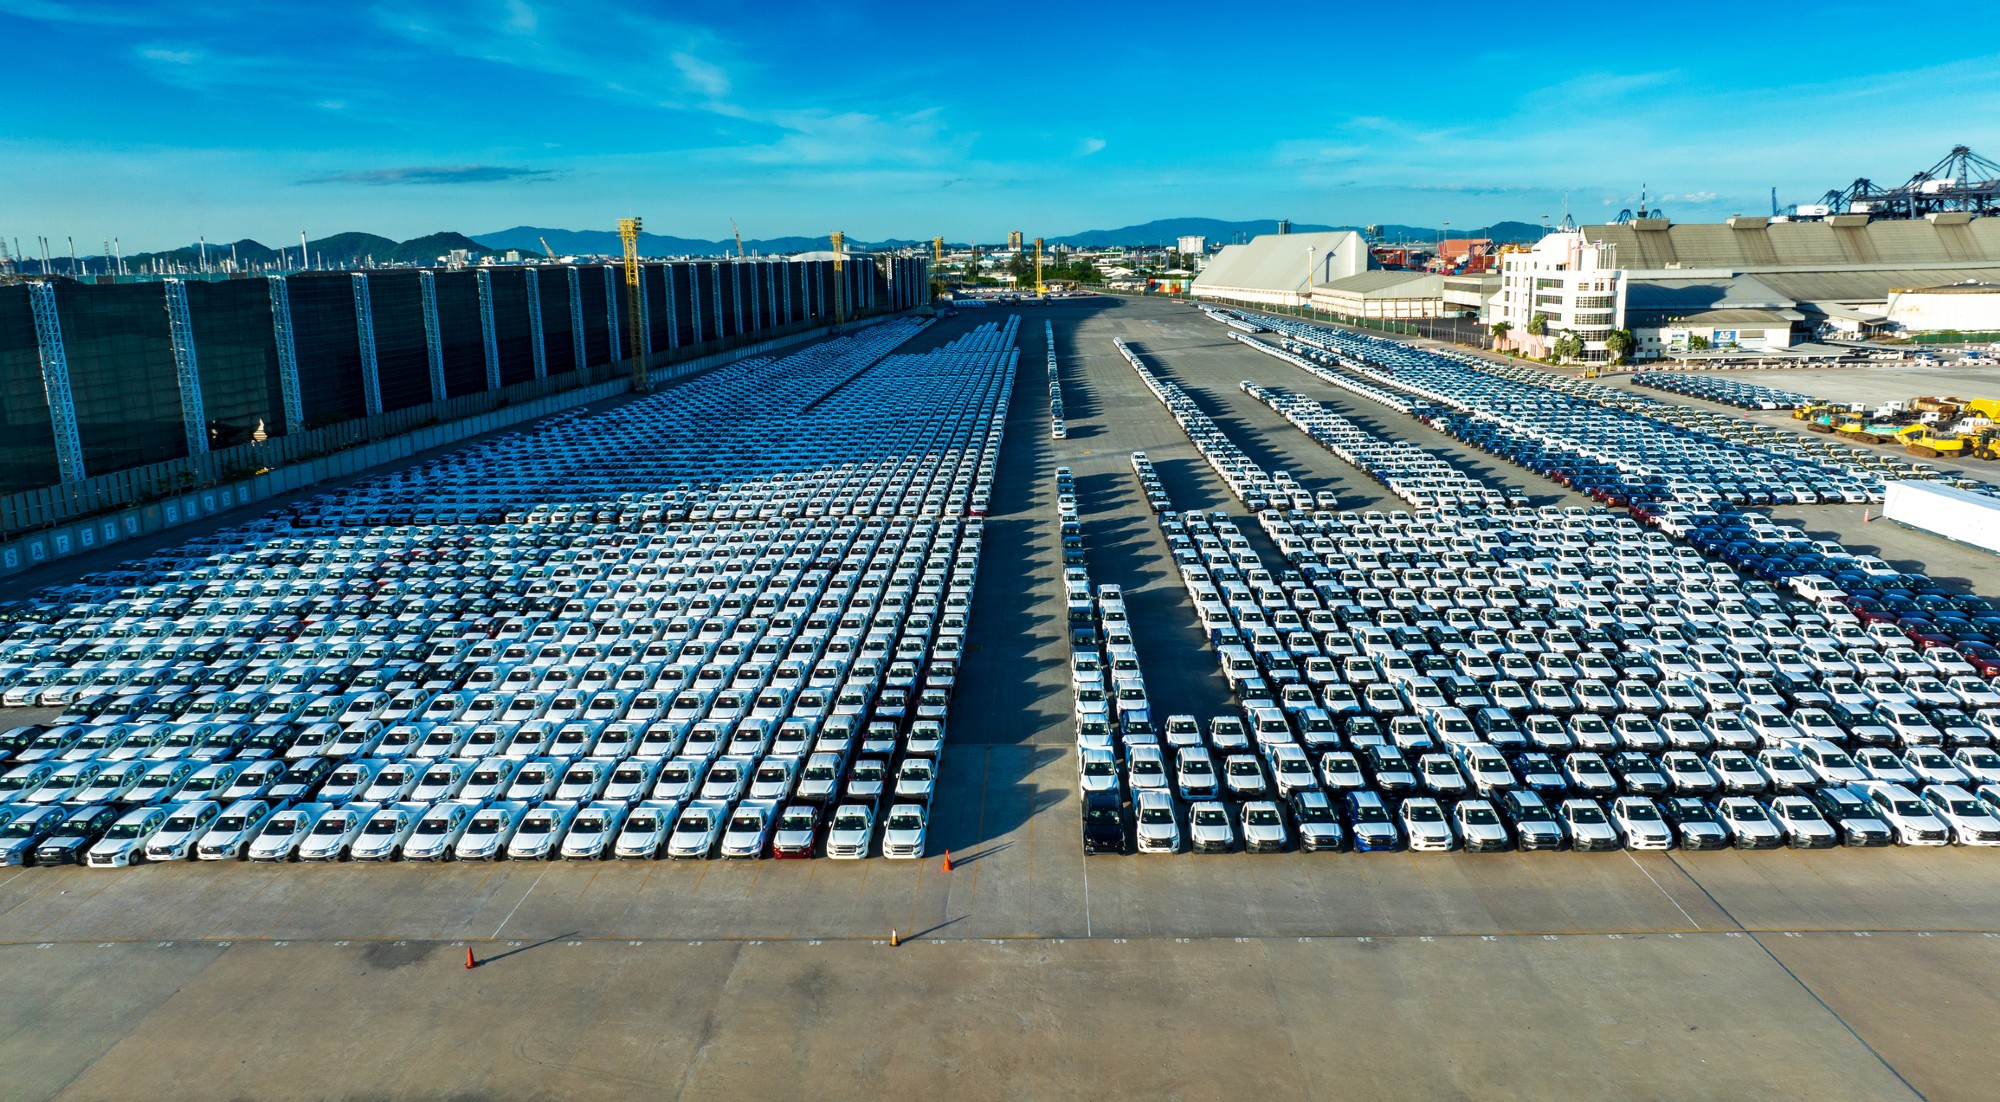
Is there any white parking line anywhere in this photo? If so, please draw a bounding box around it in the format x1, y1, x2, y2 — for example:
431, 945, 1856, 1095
1625, 851, 1700, 929
491, 868, 549, 940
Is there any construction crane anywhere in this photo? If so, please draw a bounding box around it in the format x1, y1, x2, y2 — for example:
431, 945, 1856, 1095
538, 235, 556, 260
730, 219, 745, 258
831, 230, 845, 328
617, 216, 649, 392
1034, 237, 1045, 296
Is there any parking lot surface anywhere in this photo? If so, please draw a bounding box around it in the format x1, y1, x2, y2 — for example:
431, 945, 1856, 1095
4, 298, 2000, 1101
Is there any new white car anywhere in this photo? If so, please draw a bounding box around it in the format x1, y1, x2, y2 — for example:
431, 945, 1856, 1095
85, 806, 172, 867
195, 798, 278, 860
613, 801, 680, 859
667, 799, 731, 859
1400, 797, 1457, 851
297, 804, 375, 861
1188, 800, 1235, 853
247, 804, 333, 862
143, 800, 223, 861
718, 798, 778, 859
1133, 790, 1181, 853
349, 804, 425, 861
454, 801, 531, 860
1920, 784, 2000, 845
401, 801, 480, 861
1453, 799, 1511, 851
559, 802, 630, 860
1241, 800, 1290, 853
1768, 795, 1838, 849
1559, 798, 1620, 851
1857, 782, 1950, 845
1609, 796, 1673, 850
1716, 797, 1783, 849
825, 802, 875, 859
507, 801, 582, 860
880, 801, 929, 859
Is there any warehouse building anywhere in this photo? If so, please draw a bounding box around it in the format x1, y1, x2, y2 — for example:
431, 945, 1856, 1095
1491, 214, 2000, 360
1190, 231, 1367, 308
1309, 270, 1445, 319
0, 255, 927, 503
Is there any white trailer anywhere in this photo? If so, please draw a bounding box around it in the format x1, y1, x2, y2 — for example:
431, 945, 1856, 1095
1882, 480, 2000, 555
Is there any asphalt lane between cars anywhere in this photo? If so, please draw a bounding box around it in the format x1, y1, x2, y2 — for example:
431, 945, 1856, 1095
3, 298, 1997, 1101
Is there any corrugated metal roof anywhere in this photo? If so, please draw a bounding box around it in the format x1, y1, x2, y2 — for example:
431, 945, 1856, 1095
1317, 270, 1441, 296
1653, 309, 1797, 326
1191, 232, 1365, 296
1583, 218, 2000, 269
1625, 274, 1794, 310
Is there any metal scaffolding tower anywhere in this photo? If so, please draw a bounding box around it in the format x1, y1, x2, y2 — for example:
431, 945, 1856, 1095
268, 276, 306, 431
475, 270, 501, 391
27, 282, 85, 483
162, 280, 209, 456
524, 267, 547, 380
418, 271, 446, 403
350, 274, 385, 416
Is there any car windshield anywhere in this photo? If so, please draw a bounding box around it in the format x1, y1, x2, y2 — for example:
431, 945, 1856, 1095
834, 815, 867, 831
676, 817, 710, 833
104, 822, 150, 839
1407, 805, 1442, 822
1140, 808, 1172, 824
1464, 808, 1499, 825
1624, 805, 1661, 821
888, 814, 921, 829
1569, 807, 1606, 824
1246, 809, 1280, 825
1193, 810, 1226, 826
364, 820, 400, 834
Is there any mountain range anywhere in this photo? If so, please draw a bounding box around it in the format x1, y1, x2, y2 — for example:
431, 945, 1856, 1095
30, 217, 1550, 274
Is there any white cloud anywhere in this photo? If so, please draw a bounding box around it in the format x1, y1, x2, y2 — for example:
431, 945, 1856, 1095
1078, 137, 1106, 156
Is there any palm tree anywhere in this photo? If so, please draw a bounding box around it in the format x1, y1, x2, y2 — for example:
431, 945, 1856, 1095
1490, 320, 1512, 350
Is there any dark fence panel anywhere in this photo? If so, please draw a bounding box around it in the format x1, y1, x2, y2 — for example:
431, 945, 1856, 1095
0, 286, 59, 494
57, 282, 187, 472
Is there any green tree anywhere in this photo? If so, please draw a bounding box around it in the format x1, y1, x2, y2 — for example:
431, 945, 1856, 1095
1604, 328, 1635, 363
1526, 312, 1548, 336
1490, 320, 1512, 348
1551, 330, 1583, 362
1688, 333, 1710, 351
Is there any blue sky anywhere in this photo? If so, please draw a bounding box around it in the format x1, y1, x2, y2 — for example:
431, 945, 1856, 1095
2, 0, 1995, 251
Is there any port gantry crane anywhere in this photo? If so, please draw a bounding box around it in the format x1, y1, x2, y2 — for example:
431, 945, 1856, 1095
617, 216, 648, 393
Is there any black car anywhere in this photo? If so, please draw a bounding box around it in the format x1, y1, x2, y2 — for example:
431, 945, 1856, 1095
1081, 790, 1125, 855
1494, 789, 1564, 850
1658, 797, 1731, 850
1805, 786, 1894, 847
30, 804, 120, 866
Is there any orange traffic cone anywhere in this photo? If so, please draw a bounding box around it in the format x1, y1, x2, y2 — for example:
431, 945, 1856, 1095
890, 929, 901, 947
1863, 509, 1872, 523
941, 850, 953, 873
465, 947, 477, 970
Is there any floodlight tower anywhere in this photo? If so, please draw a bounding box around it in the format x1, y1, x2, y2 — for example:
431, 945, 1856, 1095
618, 216, 648, 392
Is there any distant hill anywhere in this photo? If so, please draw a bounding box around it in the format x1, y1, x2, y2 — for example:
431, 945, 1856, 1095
387, 231, 503, 265
114, 238, 284, 270
307, 232, 400, 267
1044, 217, 1547, 248
472, 226, 907, 257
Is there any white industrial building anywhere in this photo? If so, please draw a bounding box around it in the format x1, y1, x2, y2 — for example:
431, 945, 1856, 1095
1489, 231, 1626, 362
1177, 235, 1207, 257
1310, 271, 1445, 319
1190, 231, 1368, 308
1490, 214, 2000, 361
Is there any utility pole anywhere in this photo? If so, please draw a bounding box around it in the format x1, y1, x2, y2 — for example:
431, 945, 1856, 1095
1034, 237, 1044, 296
618, 216, 648, 392
831, 231, 845, 328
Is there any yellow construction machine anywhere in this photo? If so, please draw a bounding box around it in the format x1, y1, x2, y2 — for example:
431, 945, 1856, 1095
1896, 423, 1971, 459
1792, 402, 1842, 432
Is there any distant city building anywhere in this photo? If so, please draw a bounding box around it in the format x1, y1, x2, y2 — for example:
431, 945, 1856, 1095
1177, 235, 1207, 257
1276, 220, 1292, 236
1007, 231, 1023, 249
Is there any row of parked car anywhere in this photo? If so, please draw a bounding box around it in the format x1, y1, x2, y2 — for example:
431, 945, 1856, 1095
0, 317, 1024, 867
1098, 322, 2000, 850
1240, 314, 1886, 507
1630, 372, 1812, 410
1047, 320, 1067, 439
